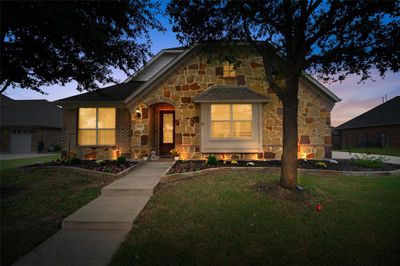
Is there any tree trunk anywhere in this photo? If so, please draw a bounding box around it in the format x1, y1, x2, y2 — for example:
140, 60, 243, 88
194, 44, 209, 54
280, 77, 299, 189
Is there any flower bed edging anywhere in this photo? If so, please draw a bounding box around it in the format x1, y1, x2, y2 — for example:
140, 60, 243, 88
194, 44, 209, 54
160, 166, 400, 183
22, 161, 144, 179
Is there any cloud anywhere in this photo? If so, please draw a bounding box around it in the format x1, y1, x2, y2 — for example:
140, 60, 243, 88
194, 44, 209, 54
321, 71, 400, 126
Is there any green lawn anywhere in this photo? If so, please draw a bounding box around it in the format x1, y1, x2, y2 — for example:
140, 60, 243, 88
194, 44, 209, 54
111, 172, 400, 265
0, 154, 60, 184
335, 147, 400, 157
0, 155, 117, 266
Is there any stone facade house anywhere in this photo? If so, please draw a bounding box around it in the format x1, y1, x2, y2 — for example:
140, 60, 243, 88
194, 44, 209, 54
56, 44, 340, 160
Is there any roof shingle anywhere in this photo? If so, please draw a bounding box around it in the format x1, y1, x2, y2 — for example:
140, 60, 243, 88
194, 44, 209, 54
336, 96, 400, 130
0, 95, 62, 128
55, 81, 144, 104
193, 86, 270, 103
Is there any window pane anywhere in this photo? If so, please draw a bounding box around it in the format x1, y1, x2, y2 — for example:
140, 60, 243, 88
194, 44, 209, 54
223, 62, 236, 77
211, 104, 230, 120
232, 121, 252, 137
79, 108, 96, 129
232, 104, 252, 120
78, 130, 96, 145
211, 121, 230, 138
98, 108, 116, 129
162, 113, 174, 144
98, 130, 115, 145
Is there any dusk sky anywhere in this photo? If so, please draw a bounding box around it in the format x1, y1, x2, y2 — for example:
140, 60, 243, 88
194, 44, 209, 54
3, 14, 399, 127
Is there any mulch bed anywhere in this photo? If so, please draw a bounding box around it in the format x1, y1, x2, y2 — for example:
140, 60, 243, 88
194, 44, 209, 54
167, 159, 400, 175
25, 160, 139, 174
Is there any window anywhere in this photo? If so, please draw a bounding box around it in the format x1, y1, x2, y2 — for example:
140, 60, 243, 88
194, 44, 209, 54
211, 104, 252, 138
78, 108, 116, 145
223, 62, 236, 78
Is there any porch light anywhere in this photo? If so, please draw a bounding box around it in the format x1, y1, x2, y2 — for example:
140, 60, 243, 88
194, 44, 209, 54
135, 106, 142, 119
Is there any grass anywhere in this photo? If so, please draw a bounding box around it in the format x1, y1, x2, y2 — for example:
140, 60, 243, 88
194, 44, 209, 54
335, 147, 400, 157
111, 172, 400, 265
0, 154, 60, 184
0, 155, 116, 266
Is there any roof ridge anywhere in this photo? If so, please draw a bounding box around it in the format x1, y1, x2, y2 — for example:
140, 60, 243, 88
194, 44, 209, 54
336, 96, 400, 130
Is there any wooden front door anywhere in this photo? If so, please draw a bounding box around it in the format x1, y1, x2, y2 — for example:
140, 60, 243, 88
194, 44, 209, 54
159, 110, 175, 155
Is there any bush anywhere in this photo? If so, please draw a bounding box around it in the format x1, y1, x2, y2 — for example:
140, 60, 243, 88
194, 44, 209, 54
116, 156, 127, 166
207, 155, 217, 165
68, 157, 81, 165
354, 155, 384, 169
53, 144, 62, 151
95, 160, 105, 166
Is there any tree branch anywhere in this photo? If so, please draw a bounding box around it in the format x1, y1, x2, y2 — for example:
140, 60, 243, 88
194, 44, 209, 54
0, 80, 12, 94
243, 18, 284, 99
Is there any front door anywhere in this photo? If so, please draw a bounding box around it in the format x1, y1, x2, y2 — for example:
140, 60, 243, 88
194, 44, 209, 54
159, 110, 175, 155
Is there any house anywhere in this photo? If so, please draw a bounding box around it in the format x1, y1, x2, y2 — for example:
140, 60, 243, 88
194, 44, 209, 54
0, 95, 62, 153
334, 96, 400, 149
55, 44, 340, 160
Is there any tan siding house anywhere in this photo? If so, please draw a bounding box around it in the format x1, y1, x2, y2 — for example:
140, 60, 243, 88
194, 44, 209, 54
56, 44, 340, 160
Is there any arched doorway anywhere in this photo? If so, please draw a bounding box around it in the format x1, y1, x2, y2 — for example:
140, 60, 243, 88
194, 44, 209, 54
149, 103, 175, 156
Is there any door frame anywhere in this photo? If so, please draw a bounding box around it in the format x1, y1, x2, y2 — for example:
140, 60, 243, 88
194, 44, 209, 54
159, 110, 175, 155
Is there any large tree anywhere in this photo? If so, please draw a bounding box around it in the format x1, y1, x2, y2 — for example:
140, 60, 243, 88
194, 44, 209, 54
1, 0, 163, 94
168, 0, 399, 189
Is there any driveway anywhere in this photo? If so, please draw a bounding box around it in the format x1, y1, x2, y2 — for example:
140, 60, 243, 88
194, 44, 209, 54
333, 151, 400, 165
0, 153, 59, 161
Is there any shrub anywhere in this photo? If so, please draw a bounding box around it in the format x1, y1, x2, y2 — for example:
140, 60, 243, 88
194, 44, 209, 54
207, 155, 217, 165
354, 155, 384, 169
116, 156, 127, 166
68, 157, 81, 165
95, 160, 105, 165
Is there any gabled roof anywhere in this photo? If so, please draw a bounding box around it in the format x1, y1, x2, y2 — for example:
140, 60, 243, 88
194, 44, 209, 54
55, 43, 341, 108
55, 81, 144, 105
124, 47, 184, 83
194, 86, 270, 103
0, 95, 62, 128
336, 96, 400, 130
124, 44, 340, 108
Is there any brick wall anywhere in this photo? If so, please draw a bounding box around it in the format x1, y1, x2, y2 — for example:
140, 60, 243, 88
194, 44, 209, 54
61, 108, 131, 159
337, 125, 400, 148
31, 127, 61, 152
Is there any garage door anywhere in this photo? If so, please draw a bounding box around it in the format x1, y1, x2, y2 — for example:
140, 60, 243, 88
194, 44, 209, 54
11, 130, 32, 153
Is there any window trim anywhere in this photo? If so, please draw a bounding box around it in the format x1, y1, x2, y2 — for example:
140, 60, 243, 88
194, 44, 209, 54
209, 104, 254, 140
200, 103, 263, 153
77, 108, 116, 146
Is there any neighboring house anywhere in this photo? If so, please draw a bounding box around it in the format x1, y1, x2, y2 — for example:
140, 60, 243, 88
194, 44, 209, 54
0, 95, 62, 153
334, 96, 400, 149
55, 44, 340, 160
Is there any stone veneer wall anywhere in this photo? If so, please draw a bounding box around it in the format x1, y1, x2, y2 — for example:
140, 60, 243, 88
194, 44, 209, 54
130, 50, 333, 160
61, 107, 131, 159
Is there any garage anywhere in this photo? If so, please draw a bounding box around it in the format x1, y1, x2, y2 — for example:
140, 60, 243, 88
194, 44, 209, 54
10, 129, 32, 153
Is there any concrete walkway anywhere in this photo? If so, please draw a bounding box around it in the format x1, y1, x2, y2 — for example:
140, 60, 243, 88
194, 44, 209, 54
333, 151, 400, 164
14, 161, 173, 266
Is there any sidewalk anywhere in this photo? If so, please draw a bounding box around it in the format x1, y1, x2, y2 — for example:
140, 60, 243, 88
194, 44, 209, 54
14, 161, 173, 266
332, 151, 400, 165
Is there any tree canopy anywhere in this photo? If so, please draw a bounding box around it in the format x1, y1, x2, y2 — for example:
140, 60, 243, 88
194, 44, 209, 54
168, 0, 399, 189
1, 0, 163, 94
